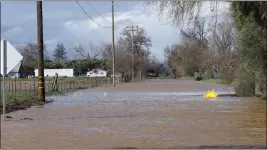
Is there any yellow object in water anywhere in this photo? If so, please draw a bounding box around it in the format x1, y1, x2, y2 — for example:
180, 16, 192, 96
203, 89, 217, 99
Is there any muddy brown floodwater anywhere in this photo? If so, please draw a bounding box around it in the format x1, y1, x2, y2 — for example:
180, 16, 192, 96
1, 79, 266, 149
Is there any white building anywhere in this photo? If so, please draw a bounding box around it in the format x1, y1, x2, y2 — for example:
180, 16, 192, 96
86, 69, 107, 77
35, 69, 74, 77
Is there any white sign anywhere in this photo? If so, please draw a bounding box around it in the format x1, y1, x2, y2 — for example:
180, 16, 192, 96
0, 39, 23, 75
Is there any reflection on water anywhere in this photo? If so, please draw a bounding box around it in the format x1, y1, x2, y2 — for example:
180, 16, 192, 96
1, 82, 266, 149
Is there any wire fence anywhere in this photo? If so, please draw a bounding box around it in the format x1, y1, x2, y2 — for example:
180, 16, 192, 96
0, 77, 120, 98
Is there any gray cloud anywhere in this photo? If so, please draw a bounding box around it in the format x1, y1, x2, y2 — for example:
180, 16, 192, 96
2, 1, 177, 61
1, 1, 229, 62
1, 25, 16, 33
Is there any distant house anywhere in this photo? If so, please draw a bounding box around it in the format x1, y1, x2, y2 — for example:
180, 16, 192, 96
86, 69, 107, 77
7, 62, 24, 78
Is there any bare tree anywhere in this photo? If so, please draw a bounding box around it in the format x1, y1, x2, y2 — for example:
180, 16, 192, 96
16, 42, 48, 61
164, 45, 181, 78
119, 27, 152, 55
101, 26, 152, 81
163, 16, 211, 78
118, 27, 152, 79
102, 43, 133, 82
207, 12, 237, 78
73, 43, 100, 60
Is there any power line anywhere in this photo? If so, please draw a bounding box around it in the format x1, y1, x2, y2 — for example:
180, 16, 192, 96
86, 1, 112, 24
75, 1, 111, 28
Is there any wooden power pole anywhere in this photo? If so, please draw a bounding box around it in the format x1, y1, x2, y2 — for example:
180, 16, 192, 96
135, 26, 143, 81
112, 1, 116, 87
265, 24, 267, 99
37, 1, 45, 102
126, 25, 138, 82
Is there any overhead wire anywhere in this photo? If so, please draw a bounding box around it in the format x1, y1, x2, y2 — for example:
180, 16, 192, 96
76, 1, 121, 44
86, 1, 112, 24
75, 1, 111, 28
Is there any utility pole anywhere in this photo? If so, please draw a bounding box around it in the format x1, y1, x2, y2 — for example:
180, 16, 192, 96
37, 1, 45, 102
136, 26, 142, 81
265, 24, 267, 99
112, 1, 116, 87
0, 1, 4, 121
140, 48, 143, 81
126, 25, 138, 82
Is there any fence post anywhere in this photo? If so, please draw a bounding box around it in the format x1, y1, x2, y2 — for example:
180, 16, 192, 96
14, 77, 17, 94
64, 82, 66, 91
48, 79, 51, 91
19, 82, 22, 95
33, 77, 36, 95
93, 77, 95, 87
51, 73, 58, 92
12, 79, 14, 93
72, 78, 74, 91
24, 82, 27, 95
8, 81, 10, 93
29, 85, 32, 96
87, 77, 88, 88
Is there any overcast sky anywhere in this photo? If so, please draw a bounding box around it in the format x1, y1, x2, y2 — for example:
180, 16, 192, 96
1, 1, 229, 62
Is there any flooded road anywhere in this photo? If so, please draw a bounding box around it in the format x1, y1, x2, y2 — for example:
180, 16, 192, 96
1, 79, 266, 148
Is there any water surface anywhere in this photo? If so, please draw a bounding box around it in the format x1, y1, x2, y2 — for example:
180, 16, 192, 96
1, 79, 266, 148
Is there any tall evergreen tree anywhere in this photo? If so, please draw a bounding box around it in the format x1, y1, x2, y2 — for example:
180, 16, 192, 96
53, 42, 67, 60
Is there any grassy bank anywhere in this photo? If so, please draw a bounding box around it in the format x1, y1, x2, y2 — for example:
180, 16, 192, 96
0, 77, 117, 115
181, 76, 194, 80
181, 76, 231, 85
0, 92, 52, 114
0, 89, 84, 115
202, 79, 231, 85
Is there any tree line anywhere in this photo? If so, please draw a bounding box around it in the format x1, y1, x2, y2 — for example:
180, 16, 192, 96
102, 26, 163, 82
163, 12, 236, 81
16, 26, 163, 80
147, 1, 267, 97
16, 42, 106, 76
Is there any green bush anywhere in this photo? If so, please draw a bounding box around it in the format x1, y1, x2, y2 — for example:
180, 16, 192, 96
221, 68, 235, 83
235, 71, 255, 97
206, 71, 214, 79
185, 65, 198, 77
204, 79, 231, 85
194, 76, 202, 81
